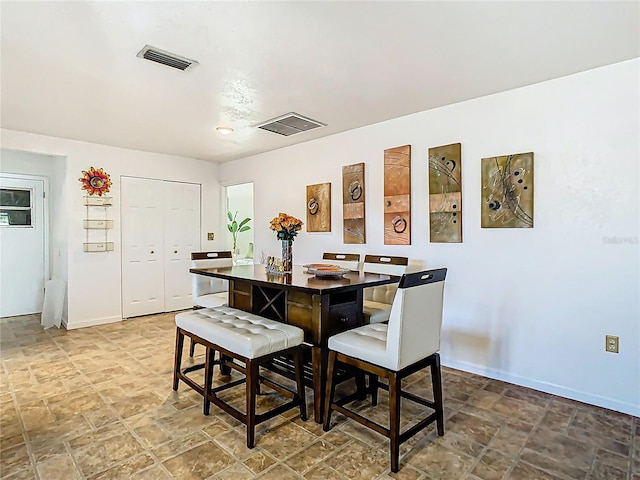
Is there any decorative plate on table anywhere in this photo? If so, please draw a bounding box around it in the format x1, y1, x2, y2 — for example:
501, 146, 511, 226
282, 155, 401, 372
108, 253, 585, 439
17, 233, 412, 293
306, 265, 350, 278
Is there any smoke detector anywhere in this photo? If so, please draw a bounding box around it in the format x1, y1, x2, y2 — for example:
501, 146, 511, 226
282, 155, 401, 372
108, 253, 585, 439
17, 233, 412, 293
136, 45, 199, 71
256, 112, 327, 136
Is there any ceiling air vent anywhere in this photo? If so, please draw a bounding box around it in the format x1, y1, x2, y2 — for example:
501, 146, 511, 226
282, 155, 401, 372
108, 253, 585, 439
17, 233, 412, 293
136, 45, 199, 71
256, 112, 327, 136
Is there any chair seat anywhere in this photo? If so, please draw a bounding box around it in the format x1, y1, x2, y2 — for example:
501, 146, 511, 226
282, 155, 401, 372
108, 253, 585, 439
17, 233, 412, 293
194, 292, 228, 308
363, 300, 392, 324
328, 323, 394, 370
175, 306, 304, 359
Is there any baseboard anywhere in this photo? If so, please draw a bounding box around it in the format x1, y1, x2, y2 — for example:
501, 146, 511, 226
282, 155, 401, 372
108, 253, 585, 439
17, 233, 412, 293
442, 357, 640, 417
62, 315, 122, 330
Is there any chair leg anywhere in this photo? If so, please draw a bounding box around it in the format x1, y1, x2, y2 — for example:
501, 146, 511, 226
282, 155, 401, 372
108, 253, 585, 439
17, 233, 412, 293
389, 372, 401, 473
189, 338, 196, 357
431, 353, 445, 436
172, 328, 185, 391
322, 350, 338, 431
369, 373, 379, 406
203, 347, 215, 415
293, 347, 308, 421
246, 359, 258, 448
355, 371, 367, 400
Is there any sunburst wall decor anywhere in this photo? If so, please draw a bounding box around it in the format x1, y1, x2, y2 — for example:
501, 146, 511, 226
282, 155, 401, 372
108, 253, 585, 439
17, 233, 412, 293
79, 167, 112, 196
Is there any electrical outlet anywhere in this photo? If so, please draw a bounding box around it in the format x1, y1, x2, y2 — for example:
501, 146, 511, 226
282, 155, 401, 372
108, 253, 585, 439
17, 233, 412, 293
605, 335, 619, 353
207, 232, 214, 241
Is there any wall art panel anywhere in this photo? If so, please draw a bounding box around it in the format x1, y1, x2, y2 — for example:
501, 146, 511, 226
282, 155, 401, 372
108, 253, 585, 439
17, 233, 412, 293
428, 143, 462, 242
342, 162, 366, 244
306, 182, 331, 232
384, 145, 411, 245
481, 152, 534, 228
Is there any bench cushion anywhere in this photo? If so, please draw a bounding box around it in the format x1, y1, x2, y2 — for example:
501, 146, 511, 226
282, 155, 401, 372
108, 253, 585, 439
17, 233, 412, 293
176, 306, 304, 359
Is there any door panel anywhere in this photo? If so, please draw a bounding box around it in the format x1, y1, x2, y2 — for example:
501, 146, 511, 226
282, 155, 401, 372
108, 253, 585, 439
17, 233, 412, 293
121, 177, 165, 318
0, 176, 45, 317
164, 181, 200, 312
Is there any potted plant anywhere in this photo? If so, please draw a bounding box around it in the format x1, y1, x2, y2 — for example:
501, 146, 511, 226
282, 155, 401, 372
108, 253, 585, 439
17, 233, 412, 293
227, 211, 251, 263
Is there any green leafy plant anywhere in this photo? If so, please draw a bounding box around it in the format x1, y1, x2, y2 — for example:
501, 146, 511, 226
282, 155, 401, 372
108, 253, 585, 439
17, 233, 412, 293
227, 211, 251, 251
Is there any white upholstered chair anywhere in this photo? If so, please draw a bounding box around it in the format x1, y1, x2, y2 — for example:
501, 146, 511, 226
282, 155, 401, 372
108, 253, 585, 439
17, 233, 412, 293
322, 252, 361, 271
362, 255, 408, 324
191, 251, 233, 308
190, 251, 233, 356
323, 268, 447, 472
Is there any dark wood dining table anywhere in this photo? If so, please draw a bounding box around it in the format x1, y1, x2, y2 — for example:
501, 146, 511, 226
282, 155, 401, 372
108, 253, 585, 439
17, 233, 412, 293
189, 263, 400, 422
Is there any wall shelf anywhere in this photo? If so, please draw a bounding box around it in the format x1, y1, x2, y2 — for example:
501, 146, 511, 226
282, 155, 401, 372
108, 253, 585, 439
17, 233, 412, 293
83, 195, 113, 252
83, 242, 114, 252
83, 219, 113, 229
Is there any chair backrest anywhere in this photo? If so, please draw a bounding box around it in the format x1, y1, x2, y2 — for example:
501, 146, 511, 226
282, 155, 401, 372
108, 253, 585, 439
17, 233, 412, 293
322, 252, 361, 271
191, 251, 233, 299
386, 268, 447, 370
362, 255, 409, 276
362, 255, 409, 303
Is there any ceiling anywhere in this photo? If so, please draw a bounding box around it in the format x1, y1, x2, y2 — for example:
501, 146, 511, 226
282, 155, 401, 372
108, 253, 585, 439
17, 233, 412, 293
1, 2, 638, 163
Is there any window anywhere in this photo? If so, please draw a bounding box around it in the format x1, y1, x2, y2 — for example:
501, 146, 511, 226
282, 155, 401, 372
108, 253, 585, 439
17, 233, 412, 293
0, 188, 33, 227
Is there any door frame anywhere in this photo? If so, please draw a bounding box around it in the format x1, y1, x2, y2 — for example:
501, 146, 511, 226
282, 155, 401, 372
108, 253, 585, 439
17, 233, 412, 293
0, 172, 50, 308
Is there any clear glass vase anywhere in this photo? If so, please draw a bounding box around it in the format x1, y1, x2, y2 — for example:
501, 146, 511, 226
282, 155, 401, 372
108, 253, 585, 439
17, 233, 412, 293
281, 239, 293, 272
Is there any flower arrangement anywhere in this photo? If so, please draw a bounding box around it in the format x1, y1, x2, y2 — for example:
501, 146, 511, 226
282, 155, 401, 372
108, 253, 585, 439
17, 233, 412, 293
269, 213, 303, 241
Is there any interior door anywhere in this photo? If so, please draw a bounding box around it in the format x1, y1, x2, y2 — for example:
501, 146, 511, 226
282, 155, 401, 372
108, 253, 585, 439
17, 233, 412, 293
163, 181, 201, 312
121, 177, 165, 318
0, 175, 46, 317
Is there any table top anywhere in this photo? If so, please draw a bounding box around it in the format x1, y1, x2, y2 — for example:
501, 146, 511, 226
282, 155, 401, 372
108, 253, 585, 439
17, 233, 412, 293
190, 264, 399, 294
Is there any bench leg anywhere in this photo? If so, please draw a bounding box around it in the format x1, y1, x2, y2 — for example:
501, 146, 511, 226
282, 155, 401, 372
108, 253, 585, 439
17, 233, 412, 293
189, 338, 197, 357
293, 347, 307, 421
173, 328, 184, 391
204, 346, 215, 415
246, 360, 258, 448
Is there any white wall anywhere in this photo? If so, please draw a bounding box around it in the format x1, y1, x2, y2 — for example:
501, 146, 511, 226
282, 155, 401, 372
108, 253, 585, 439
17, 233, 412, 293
0, 130, 222, 329
219, 59, 640, 416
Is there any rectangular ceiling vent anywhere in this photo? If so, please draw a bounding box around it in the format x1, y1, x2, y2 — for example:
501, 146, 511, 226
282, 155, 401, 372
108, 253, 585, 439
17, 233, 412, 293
136, 45, 199, 71
256, 112, 327, 136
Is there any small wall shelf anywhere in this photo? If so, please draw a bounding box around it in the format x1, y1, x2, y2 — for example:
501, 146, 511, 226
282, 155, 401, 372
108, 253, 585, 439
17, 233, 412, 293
83, 196, 112, 206
83, 219, 113, 229
83, 242, 114, 252
83, 195, 113, 253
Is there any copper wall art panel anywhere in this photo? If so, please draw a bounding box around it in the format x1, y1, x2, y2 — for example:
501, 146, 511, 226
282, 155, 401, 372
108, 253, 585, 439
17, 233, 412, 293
384, 145, 411, 245
342, 163, 366, 244
481, 152, 534, 228
428, 143, 462, 242
306, 182, 331, 232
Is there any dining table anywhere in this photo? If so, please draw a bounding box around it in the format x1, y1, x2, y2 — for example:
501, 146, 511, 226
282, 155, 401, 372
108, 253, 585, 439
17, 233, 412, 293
189, 263, 400, 422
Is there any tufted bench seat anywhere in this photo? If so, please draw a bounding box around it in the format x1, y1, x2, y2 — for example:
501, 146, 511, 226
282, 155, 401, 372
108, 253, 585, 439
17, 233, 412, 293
173, 306, 307, 447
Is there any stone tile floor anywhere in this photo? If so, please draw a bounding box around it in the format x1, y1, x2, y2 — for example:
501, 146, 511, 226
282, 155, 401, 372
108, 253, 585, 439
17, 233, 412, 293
1, 313, 638, 479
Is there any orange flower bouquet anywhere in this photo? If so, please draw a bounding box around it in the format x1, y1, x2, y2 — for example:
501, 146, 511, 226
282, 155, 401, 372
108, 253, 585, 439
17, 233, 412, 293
269, 213, 303, 242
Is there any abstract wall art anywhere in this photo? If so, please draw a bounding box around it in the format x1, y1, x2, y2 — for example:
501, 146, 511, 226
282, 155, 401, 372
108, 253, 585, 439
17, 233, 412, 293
342, 163, 366, 244
481, 152, 534, 228
384, 145, 411, 245
428, 143, 462, 243
306, 182, 331, 232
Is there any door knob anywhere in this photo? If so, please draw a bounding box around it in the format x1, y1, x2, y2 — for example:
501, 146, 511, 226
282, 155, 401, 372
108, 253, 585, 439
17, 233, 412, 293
150, 250, 155, 254
174, 250, 178, 254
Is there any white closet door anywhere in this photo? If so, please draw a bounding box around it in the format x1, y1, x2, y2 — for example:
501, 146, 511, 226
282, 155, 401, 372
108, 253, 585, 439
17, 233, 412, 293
163, 181, 201, 312
121, 177, 165, 318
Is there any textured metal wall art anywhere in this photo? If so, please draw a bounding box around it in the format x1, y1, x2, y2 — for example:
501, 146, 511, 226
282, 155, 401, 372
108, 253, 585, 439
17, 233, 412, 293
79, 167, 112, 196
481, 152, 534, 228
428, 143, 462, 242
384, 145, 411, 245
342, 163, 366, 244
306, 182, 331, 232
